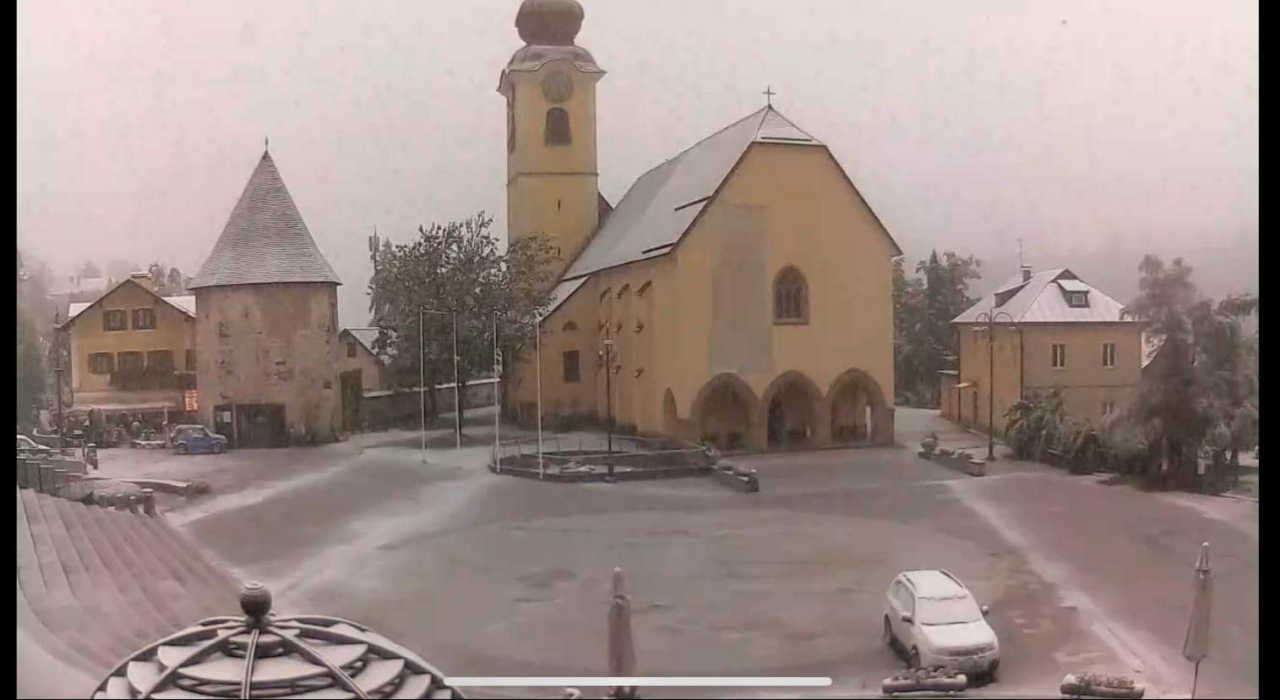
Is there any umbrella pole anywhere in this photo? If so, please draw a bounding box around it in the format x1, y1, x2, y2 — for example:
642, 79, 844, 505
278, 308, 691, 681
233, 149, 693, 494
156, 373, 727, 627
1192, 659, 1200, 698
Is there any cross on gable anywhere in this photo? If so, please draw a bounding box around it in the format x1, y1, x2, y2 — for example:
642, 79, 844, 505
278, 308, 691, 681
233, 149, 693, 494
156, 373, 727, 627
763, 85, 776, 107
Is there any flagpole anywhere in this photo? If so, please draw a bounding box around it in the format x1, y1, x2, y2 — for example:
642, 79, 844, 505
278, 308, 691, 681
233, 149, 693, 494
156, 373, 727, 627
536, 318, 544, 480
419, 307, 426, 464
493, 312, 500, 473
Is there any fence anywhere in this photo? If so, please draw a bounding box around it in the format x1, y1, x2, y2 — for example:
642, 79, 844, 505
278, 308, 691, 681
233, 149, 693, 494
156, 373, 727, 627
493, 433, 713, 471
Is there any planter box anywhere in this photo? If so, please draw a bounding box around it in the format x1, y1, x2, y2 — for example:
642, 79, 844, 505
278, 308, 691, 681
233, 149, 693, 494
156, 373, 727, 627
882, 670, 967, 695
1060, 673, 1144, 698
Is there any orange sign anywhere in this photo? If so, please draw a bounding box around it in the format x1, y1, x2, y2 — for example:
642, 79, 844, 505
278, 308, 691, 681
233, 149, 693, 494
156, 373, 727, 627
184, 390, 198, 412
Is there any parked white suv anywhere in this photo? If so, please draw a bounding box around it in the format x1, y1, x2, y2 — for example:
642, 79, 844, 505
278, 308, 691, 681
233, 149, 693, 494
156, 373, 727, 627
882, 569, 1000, 680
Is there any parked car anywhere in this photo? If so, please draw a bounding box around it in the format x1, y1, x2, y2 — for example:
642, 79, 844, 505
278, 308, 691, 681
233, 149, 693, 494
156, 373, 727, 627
16, 434, 54, 456
883, 569, 1000, 680
172, 426, 229, 455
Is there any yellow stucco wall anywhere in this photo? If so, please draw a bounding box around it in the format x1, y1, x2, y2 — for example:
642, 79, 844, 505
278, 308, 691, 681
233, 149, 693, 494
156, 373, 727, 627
953, 321, 1142, 432
65, 281, 195, 394
504, 59, 602, 279
511, 141, 898, 448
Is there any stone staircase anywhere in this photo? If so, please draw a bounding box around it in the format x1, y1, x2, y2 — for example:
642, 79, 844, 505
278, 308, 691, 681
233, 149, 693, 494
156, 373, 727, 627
16, 486, 239, 694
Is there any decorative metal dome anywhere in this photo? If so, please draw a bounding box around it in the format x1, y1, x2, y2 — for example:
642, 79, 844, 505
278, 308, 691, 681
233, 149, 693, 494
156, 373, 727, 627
94, 582, 463, 699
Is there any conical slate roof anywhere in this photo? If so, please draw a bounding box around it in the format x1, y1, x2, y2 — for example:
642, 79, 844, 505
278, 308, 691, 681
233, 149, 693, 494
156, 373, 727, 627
190, 151, 341, 289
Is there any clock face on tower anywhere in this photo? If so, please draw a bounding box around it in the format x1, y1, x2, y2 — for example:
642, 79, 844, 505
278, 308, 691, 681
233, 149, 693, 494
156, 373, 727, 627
541, 71, 573, 103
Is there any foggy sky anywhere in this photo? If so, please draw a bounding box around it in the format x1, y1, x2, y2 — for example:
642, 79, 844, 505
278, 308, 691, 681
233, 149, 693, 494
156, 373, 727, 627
17, 0, 1257, 327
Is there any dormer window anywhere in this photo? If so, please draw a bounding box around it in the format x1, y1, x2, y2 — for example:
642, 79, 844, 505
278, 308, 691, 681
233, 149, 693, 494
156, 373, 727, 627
1066, 292, 1089, 308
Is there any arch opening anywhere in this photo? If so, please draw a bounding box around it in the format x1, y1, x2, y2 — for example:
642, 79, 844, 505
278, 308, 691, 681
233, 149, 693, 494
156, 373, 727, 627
762, 371, 823, 449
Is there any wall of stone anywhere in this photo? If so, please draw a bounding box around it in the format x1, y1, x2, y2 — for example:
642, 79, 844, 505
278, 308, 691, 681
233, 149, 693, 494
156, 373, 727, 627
194, 283, 340, 443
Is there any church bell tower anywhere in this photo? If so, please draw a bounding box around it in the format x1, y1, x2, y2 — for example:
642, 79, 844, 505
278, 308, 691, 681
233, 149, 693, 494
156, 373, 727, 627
498, 0, 605, 281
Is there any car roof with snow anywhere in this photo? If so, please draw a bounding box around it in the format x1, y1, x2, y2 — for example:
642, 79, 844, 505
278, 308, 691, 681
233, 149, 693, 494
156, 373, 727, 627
901, 570, 968, 599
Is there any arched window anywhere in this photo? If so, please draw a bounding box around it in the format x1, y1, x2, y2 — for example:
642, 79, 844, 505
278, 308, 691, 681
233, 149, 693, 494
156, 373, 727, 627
545, 108, 571, 145
773, 266, 809, 324
562, 321, 578, 332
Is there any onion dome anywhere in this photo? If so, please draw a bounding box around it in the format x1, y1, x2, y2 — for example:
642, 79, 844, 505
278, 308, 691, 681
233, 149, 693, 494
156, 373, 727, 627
93, 582, 463, 699
515, 0, 584, 46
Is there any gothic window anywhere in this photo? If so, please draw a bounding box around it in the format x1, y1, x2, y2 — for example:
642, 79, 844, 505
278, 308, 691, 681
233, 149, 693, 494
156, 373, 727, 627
773, 266, 809, 324
545, 108, 571, 145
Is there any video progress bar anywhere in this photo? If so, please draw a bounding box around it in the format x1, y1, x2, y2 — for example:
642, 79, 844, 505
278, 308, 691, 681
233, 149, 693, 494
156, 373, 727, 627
444, 677, 833, 687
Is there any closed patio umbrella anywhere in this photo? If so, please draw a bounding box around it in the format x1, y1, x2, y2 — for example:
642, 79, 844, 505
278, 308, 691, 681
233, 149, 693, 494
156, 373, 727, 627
608, 567, 637, 699
1182, 542, 1212, 698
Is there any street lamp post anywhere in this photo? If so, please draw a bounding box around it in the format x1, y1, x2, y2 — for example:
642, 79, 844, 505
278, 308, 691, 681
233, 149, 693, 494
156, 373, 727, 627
492, 312, 500, 473
601, 336, 615, 479
419, 308, 426, 464
54, 365, 65, 450
974, 308, 1015, 461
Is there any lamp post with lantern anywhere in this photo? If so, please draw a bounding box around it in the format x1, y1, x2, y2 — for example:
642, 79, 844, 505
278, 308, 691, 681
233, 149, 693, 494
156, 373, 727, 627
974, 308, 1015, 461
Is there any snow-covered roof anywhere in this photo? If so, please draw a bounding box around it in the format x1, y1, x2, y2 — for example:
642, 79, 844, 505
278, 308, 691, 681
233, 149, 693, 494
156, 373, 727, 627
59, 280, 196, 329
539, 277, 589, 323
561, 105, 901, 281
952, 268, 1135, 324
341, 327, 396, 361
190, 151, 341, 289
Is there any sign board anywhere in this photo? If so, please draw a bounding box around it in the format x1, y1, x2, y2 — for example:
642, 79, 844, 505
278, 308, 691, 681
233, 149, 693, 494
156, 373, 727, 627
220, 410, 232, 422
184, 391, 198, 412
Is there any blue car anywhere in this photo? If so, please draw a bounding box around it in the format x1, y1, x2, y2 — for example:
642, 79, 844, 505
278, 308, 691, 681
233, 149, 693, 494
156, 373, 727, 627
172, 425, 228, 455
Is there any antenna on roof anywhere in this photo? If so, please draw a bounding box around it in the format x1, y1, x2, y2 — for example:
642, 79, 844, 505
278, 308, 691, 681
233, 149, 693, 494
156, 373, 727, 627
265, 136, 269, 152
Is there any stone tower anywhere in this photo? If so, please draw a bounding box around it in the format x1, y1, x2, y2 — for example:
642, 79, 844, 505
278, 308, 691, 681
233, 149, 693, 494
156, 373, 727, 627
498, 0, 606, 281
189, 150, 343, 447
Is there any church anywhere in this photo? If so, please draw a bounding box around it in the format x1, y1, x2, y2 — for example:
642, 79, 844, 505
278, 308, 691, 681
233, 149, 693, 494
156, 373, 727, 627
503, 0, 900, 450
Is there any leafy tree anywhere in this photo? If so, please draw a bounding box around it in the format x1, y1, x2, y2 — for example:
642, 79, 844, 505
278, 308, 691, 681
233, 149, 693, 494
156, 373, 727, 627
17, 309, 45, 430
167, 267, 184, 294
1190, 292, 1258, 484
366, 212, 558, 429
893, 250, 982, 406
1121, 256, 1217, 488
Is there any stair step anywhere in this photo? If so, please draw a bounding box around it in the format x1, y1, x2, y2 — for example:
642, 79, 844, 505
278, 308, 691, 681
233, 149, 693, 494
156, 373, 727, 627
123, 511, 229, 616
35, 494, 143, 661
71, 501, 181, 645
19, 488, 75, 604
17, 580, 101, 679
110, 511, 226, 623
49, 497, 160, 651
17, 488, 49, 600
80, 506, 192, 637
137, 517, 238, 617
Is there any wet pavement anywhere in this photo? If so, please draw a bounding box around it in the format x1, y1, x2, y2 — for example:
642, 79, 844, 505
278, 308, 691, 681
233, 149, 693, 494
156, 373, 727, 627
103, 408, 1256, 698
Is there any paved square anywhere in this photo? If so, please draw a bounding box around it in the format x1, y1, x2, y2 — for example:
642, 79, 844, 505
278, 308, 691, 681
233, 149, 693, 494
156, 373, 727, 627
100, 409, 1257, 698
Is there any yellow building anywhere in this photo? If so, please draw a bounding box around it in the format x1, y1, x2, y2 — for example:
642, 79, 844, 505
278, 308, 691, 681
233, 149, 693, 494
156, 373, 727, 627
943, 266, 1143, 433
502, 0, 901, 449
56, 273, 197, 420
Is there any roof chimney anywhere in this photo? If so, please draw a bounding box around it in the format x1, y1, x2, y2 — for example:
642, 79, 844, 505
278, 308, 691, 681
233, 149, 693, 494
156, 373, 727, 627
129, 271, 156, 292
1021, 265, 1032, 283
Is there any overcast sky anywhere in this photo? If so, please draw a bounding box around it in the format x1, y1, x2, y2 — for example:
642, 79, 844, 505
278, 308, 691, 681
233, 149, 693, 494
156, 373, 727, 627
17, 0, 1257, 325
